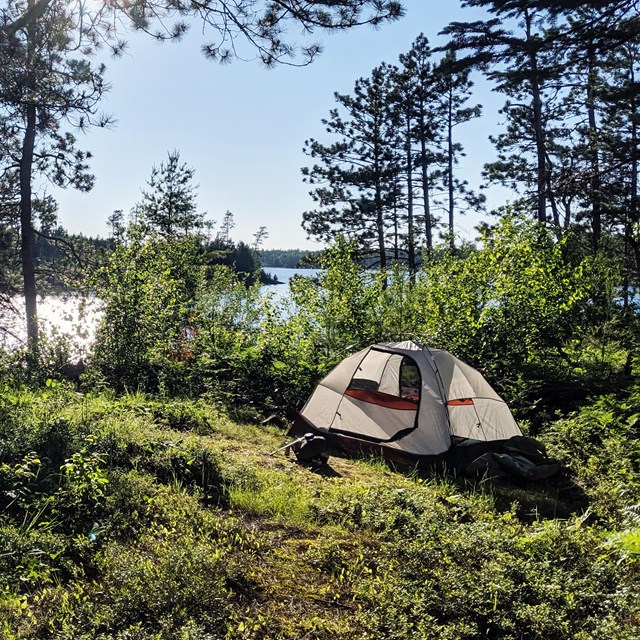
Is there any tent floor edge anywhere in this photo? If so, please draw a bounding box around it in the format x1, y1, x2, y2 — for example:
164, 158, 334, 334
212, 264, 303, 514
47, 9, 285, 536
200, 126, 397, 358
291, 415, 556, 480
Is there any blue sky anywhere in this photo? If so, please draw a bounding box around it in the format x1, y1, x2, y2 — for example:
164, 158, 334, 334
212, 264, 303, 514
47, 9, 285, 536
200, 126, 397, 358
51, 1, 509, 249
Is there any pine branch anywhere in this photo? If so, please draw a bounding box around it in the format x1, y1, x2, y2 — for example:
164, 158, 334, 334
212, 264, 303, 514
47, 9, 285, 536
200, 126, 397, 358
0, 0, 52, 39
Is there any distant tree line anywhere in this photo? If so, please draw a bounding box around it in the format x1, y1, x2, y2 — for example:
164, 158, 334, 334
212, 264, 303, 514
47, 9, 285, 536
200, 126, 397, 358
259, 249, 321, 269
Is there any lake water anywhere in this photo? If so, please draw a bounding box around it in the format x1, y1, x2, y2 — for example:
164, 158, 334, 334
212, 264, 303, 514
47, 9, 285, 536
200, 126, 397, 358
0, 268, 319, 354
0, 296, 102, 355
265, 267, 319, 286
263, 267, 318, 303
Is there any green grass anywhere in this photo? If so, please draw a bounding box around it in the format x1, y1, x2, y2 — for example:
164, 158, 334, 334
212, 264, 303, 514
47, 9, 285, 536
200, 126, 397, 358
0, 383, 638, 639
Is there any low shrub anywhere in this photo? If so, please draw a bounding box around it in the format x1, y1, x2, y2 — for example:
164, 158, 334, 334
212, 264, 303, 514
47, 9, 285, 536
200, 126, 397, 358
539, 388, 640, 520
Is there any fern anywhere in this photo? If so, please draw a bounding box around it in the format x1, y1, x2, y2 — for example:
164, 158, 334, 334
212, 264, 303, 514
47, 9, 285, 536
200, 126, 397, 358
623, 503, 640, 526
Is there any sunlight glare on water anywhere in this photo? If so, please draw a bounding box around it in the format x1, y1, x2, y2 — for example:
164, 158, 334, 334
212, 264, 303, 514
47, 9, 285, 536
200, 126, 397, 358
0, 296, 102, 357
0, 269, 318, 356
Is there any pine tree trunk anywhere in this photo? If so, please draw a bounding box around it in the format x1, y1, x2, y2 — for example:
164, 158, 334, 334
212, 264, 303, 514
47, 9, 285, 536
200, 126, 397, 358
587, 44, 602, 252
525, 9, 548, 225
20, 105, 38, 349
375, 184, 386, 272
447, 81, 455, 249
546, 165, 561, 229
629, 54, 638, 272
391, 171, 400, 261
405, 113, 415, 278
20, 2, 39, 353
414, 103, 433, 252
420, 137, 432, 252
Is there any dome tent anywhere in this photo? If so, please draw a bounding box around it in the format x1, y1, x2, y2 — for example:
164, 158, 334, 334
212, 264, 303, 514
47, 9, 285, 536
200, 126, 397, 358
292, 340, 524, 468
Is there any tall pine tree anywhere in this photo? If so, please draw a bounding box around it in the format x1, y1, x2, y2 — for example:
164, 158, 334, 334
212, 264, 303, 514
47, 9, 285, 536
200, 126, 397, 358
0, 0, 108, 351
302, 66, 400, 268
443, 1, 563, 225
134, 151, 204, 238
434, 49, 484, 248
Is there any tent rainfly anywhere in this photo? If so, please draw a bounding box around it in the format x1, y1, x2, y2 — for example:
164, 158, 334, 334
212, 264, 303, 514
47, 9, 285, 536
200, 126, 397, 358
292, 340, 523, 467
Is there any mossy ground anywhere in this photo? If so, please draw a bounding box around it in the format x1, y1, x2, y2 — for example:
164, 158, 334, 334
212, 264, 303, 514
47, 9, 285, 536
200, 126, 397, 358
0, 384, 638, 639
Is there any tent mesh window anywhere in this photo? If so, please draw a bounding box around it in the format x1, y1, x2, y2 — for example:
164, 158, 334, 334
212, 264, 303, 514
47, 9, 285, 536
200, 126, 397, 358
345, 351, 421, 408
399, 356, 420, 402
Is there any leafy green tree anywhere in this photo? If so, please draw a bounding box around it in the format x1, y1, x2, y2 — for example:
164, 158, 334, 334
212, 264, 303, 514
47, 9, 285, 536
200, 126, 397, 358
91, 225, 204, 392
412, 215, 618, 402
284, 236, 385, 358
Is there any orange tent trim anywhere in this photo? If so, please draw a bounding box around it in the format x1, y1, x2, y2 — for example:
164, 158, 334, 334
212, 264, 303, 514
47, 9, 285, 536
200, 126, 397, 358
345, 388, 418, 411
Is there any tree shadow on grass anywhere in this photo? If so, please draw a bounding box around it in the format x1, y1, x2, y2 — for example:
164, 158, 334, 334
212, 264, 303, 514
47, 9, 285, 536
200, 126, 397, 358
371, 453, 591, 522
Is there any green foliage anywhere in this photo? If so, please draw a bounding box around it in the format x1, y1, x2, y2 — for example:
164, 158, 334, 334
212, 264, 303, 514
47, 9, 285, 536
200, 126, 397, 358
72, 531, 228, 638
608, 504, 640, 562
218, 237, 389, 416
540, 388, 640, 520
90, 219, 284, 407
251, 219, 627, 416
250, 218, 624, 417
288, 236, 386, 356
90, 226, 204, 393
3, 3, 640, 634
46, 213, 634, 426
203, 236, 273, 286
352, 516, 634, 640
414, 217, 597, 388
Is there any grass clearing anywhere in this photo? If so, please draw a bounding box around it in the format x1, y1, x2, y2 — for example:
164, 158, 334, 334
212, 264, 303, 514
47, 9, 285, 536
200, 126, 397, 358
0, 384, 638, 638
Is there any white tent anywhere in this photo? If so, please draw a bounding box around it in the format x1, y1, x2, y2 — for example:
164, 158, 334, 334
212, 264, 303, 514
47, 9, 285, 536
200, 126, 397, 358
294, 340, 521, 463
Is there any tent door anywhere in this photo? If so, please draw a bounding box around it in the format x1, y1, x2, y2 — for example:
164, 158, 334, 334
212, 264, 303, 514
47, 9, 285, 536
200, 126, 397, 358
330, 351, 421, 442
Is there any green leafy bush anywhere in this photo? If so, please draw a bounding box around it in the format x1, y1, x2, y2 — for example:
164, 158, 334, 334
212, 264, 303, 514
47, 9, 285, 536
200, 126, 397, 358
91, 227, 204, 393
